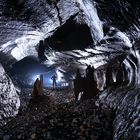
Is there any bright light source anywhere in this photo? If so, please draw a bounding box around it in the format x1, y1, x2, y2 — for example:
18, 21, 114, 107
32, 74, 40, 81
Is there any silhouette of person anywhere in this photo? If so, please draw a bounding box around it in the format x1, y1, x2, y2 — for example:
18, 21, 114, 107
51, 75, 57, 89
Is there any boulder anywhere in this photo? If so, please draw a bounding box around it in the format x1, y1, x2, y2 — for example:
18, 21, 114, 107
0, 64, 20, 126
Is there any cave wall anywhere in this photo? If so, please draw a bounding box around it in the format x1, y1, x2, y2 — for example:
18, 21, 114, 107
0, 0, 140, 62
95, 0, 140, 40
0, 1, 140, 139
97, 86, 140, 139
0, 0, 104, 62
0, 63, 20, 126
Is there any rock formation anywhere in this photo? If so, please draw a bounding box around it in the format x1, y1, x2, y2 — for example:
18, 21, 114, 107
0, 63, 20, 126
0, 0, 140, 139
32, 75, 44, 97
74, 66, 99, 101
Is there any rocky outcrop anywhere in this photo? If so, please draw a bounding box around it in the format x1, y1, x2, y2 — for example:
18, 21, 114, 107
97, 86, 140, 140
0, 64, 20, 126
74, 66, 99, 101
0, 0, 80, 61
0, 0, 139, 70
76, 39, 140, 140
95, 0, 140, 40
32, 75, 44, 97
0, 1, 140, 139
0, 0, 103, 63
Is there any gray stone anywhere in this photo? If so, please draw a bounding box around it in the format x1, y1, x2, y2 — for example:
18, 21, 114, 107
0, 63, 20, 126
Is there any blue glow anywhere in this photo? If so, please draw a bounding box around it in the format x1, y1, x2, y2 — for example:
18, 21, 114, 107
32, 68, 70, 88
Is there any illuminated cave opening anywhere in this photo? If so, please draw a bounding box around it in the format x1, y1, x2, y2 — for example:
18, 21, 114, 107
9, 56, 71, 88
9, 56, 48, 87
45, 17, 93, 51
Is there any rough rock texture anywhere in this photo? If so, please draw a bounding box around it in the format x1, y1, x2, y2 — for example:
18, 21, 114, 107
0, 0, 139, 62
0, 89, 114, 140
95, 0, 140, 40
97, 86, 140, 140
0, 0, 80, 61
0, 0, 140, 139
95, 44, 140, 140
0, 0, 102, 62
0, 63, 20, 126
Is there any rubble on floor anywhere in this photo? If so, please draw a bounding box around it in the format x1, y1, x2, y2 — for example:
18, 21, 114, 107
0, 88, 115, 140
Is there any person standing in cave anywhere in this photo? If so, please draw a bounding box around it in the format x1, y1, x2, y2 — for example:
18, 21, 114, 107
51, 75, 57, 89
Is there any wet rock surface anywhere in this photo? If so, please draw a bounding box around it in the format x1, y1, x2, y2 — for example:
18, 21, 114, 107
0, 88, 115, 140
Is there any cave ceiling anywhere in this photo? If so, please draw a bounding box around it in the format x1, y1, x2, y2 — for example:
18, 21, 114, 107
0, 0, 140, 74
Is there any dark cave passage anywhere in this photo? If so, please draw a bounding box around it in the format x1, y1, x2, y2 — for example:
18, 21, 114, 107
45, 17, 93, 51
1, 0, 140, 140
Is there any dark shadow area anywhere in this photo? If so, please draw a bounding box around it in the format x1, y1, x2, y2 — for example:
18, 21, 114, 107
37, 40, 47, 62
95, 0, 140, 33
47, 0, 60, 5
45, 17, 93, 51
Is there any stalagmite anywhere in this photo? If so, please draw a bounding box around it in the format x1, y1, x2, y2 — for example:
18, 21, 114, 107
32, 75, 44, 97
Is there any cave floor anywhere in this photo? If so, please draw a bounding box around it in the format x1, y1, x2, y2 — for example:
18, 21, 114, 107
0, 88, 115, 140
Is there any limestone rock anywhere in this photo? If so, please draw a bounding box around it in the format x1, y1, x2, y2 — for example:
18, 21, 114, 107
0, 63, 20, 126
